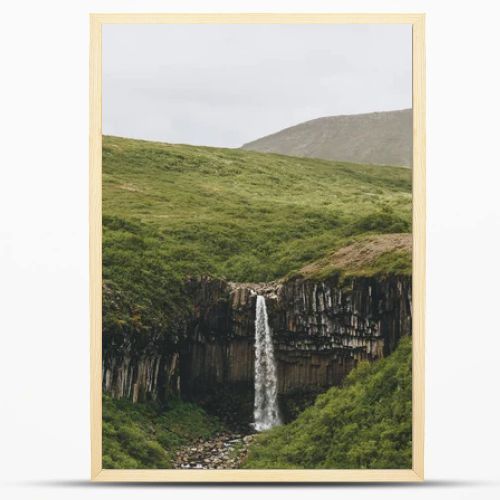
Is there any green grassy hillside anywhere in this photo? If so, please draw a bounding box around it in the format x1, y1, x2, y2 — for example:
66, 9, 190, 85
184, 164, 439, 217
103, 136, 412, 340
243, 336, 412, 469
103, 396, 224, 469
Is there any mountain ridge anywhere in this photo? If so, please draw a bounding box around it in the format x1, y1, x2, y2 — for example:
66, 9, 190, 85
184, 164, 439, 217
242, 108, 412, 167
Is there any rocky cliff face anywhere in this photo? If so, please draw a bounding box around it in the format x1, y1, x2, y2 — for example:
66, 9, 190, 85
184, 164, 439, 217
103, 274, 411, 405
180, 275, 411, 397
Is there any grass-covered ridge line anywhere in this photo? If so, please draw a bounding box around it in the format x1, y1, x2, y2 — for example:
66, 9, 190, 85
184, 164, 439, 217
103, 396, 224, 469
243, 336, 412, 469
103, 135, 412, 339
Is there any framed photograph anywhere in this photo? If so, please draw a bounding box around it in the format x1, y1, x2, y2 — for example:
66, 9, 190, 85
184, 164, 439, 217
90, 13, 425, 482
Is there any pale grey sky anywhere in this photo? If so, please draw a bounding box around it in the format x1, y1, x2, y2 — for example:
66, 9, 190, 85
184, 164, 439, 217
103, 24, 412, 147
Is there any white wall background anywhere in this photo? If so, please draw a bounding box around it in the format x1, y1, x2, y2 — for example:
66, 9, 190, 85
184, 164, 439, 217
1, 1, 499, 499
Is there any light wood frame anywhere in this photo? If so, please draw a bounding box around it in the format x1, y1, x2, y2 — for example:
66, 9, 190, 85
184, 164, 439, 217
90, 13, 425, 483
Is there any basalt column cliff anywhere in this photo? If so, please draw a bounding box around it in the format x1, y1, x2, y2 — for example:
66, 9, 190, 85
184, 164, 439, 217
103, 274, 412, 403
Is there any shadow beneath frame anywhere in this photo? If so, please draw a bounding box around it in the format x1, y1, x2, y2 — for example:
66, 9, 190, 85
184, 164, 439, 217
16, 479, 497, 489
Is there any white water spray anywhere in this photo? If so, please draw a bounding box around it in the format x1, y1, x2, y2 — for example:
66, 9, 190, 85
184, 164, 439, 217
253, 295, 281, 431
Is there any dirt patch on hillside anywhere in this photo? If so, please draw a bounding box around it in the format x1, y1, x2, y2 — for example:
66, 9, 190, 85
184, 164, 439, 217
299, 233, 412, 276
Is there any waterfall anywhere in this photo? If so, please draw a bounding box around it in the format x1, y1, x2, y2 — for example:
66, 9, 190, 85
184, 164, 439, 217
253, 294, 281, 431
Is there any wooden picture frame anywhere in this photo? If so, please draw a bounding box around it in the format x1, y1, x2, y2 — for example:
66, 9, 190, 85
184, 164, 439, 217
90, 12, 425, 482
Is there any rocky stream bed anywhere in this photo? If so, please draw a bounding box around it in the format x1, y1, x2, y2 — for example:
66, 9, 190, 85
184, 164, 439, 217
173, 431, 256, 469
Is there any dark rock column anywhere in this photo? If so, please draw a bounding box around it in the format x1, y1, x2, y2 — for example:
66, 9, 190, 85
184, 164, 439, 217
102, 275, 412, 403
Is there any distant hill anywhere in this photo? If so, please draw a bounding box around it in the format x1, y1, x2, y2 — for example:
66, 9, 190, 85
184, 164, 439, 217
242, 109, 412, 167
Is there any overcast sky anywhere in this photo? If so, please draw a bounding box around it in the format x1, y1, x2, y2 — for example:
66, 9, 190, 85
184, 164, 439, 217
103, 24, 412, 147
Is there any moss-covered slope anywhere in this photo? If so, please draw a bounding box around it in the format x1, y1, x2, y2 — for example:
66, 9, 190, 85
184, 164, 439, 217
243, 336, 412, 469
103, 396, 224, 469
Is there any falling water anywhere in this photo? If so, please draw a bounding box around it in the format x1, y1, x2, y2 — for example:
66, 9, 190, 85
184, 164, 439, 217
253, 295, 281, 431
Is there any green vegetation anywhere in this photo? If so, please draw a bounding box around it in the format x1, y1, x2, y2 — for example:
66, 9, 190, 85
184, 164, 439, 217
102, 136, 413, 470
102, 396, 224, 469
278, 388, 325, 423
244, 336, 412, 469
353, 248, 412, 277
103, 136, 411, 341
